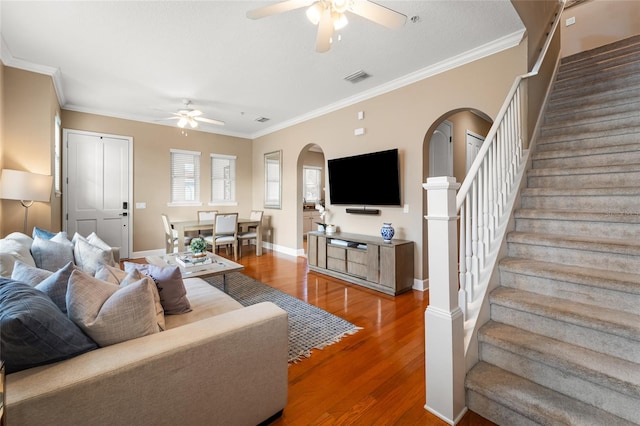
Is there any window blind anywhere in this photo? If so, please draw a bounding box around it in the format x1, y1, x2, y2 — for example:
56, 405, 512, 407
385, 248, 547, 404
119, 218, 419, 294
170, 149, 200, 204
211, 154, 236, 204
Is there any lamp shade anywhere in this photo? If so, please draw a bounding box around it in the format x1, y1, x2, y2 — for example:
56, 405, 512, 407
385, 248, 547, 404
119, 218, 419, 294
0, 169, 52, 202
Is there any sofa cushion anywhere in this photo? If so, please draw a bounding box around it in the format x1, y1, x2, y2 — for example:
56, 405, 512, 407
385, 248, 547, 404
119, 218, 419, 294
96, 264, 166, 331
164, 278, 243, 329
11, 259, 54, 284
66, 269, 160, 346
0, 278, 98, 374
124, 262, 192, 315
0, 232, 35, 277
72, 233, 116, 275
31, 233, 75, 272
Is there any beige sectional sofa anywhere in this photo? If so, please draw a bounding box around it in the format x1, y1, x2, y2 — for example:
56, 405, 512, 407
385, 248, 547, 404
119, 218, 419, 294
0, 232, 289, 426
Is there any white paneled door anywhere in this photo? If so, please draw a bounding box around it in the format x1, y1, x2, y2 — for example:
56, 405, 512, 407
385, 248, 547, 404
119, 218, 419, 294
64, 129, 132, 258
429, 120, 453, 177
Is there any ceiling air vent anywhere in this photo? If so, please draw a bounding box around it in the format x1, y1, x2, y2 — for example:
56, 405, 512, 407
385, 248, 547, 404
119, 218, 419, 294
344, 70, 371, 84
255, 117, 270, 123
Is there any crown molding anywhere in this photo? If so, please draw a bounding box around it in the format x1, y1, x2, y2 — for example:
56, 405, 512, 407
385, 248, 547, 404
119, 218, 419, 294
1, 34, 67, 106
2, 27, 525, 141
250, 28, 526, 139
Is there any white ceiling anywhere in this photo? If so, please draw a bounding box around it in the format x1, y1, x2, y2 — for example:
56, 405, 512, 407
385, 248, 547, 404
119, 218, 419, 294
0, 1, 525, 139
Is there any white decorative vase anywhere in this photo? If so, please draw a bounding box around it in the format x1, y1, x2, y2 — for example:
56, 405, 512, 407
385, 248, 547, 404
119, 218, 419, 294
317, 224, 325, 232
326, 225, 336, 234
380, 223, 395, 243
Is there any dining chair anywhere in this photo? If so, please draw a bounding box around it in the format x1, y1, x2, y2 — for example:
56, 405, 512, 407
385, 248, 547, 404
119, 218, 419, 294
197, 210, 218, 238
161, 213, 192, 254
238, 210, 263, 257
203, 212, 238, 260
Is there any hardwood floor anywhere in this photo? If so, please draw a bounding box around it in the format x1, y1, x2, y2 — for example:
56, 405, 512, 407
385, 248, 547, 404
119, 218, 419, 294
221, 246, 496, 426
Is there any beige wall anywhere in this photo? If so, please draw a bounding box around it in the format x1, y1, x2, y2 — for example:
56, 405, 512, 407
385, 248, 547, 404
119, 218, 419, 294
254, 42, 528, 278
1, 66, 59, 236
61, 111, 253, 253
561, 0, 640, 57
0, 62, 4, 229
512, 0, 562, 68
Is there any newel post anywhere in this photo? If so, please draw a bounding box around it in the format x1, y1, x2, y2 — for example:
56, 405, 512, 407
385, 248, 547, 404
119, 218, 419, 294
423, 176, 466, 424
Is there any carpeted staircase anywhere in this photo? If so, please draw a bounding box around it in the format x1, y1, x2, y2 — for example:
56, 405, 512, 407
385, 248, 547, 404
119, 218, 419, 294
466, 35, 640, 425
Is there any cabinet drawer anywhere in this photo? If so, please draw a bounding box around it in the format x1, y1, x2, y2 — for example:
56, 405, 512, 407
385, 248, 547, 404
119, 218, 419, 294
327, 246, 346, 260
347, 261, 367, 278
327, 257, 347, 272
347, 249, 367, 265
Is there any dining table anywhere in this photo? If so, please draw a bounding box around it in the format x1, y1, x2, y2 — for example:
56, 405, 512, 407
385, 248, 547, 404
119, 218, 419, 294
171, 217, 263, 256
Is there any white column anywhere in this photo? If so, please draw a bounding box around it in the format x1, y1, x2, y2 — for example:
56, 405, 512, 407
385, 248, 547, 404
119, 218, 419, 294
423, 176, 466, 425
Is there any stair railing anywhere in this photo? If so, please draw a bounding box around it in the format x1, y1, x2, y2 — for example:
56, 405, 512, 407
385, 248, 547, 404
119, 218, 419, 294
424, 3, 565, 423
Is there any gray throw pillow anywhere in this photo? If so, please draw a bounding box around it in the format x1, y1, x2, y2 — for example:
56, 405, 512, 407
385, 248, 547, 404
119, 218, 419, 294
0, 278, 97, 374
30, 233, 74, 272
11, 260, 54, 285
123, 262, 191, 315
72, 233, 116, 275
35, 261, 76, 314
66, 269, 159, 347
95, 264, 166, 331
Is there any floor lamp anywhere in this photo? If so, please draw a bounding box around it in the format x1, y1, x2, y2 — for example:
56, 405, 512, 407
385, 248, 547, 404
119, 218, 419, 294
0, 169, 53, 234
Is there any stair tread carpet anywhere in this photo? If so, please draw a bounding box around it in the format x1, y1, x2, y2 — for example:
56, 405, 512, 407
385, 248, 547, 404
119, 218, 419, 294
528, 162, 640, 178
500, 257, 640, 296
507, 231, 640, 256
466, 362, 636, 426
490, 287, 640, 342
479, 321, 640, 397
532, 142, 640, 160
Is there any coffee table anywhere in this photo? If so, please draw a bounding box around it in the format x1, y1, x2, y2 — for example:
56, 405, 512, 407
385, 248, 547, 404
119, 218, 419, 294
145, 251, 243, 292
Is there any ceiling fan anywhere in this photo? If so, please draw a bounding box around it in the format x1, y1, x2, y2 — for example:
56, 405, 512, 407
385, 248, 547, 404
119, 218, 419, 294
246, 0, 407, 53
160, 100, 224, 128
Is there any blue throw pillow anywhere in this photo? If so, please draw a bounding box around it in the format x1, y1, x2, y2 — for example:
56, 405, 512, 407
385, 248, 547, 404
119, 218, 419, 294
32, 226, 57, 240
0, 278, 98, 374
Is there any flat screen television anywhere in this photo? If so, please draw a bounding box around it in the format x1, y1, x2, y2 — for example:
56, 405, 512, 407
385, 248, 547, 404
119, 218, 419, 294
328, 148, 401, 206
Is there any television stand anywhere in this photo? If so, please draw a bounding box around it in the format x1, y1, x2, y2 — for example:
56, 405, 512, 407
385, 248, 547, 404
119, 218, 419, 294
306, 231, 414, 295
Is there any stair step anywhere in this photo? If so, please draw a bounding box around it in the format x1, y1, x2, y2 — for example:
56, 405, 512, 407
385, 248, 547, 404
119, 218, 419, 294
536, 132, 640, 152
527, 163, 640, 188
542, 105, 640, 134
546, 80, 640, 116
544, 98, 640, 126
532, 142, 640, 169
507, 231, 640, 274
514, 209, 640, 239
500, 257, 640, 314
540, 113, 640, 139
520, 186, 640, 212
548, 72, 640, 104
478, 322, 640, 423
559, 34, 640, 69
537, 123, 640, 146
489, 287, 640, 363
466, 362, 636, 426
554, 50, 640, 90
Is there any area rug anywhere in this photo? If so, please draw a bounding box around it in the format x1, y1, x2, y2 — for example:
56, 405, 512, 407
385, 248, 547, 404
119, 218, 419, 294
204, 272, 361, 363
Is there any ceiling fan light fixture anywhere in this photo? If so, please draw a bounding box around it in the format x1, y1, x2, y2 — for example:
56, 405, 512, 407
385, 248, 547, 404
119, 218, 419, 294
177, 117, 188, 128
332, 12, 348, 30
188, 118, 198, 128
306, 3, 323, 25
331, 0, 350, 14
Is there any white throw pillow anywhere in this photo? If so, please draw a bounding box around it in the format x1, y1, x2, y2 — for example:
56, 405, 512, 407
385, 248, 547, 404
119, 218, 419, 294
95, 264, 166, 331
0, 232, 35, 277
66, 269, 159, 347
72, 233, 116, 276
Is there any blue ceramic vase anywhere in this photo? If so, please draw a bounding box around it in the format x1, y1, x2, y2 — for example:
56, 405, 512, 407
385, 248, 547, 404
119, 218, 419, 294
380, 223, 395, 243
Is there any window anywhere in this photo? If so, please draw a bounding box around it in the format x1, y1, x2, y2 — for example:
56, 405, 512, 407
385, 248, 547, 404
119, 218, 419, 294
210, 154, 237, 206
54, 115, 62, 196
169, 149, 201, 206
303, 166, 322, 203
264, 150, 282, 209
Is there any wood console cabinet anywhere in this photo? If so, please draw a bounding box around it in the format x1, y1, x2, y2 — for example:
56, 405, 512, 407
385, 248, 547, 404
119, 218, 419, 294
307, 231, 414, 295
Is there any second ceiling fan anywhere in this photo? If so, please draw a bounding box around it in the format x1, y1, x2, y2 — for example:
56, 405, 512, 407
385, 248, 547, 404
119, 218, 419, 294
246, 0, 407, 53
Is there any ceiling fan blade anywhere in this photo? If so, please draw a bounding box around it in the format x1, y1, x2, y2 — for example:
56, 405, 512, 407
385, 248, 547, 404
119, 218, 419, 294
350, 0, 406, 29
315, 8, 333, 53
195, 117, 225, 126
187, 109, 203, 117
247, 0, 315, 19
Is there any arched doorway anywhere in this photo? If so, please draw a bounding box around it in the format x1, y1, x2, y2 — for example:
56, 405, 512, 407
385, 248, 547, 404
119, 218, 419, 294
421, 109, 493, 283
297, 144, 326, 255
